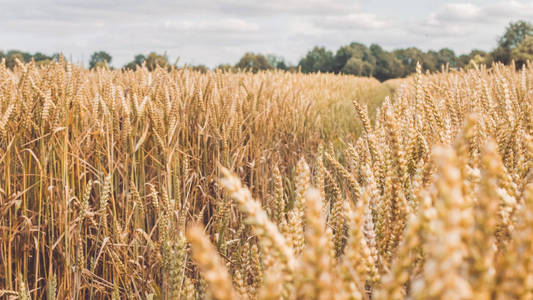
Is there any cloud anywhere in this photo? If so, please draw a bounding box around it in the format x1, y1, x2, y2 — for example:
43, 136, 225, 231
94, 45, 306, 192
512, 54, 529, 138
163, 19, 260, 33
403, 0, 533, 52
426, 3, 482, 24
483, 0, 533, 20
423, 1, 533, 26
216, 0, 362, 16
0, 0, 531, 67
315, 13, 388, 30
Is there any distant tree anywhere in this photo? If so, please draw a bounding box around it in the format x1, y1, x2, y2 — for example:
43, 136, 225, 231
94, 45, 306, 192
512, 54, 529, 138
457, 54, 469, 68
458, 49, 488, 67
370, 44, 403, 81
334, 45, 354, 73
1, 50, 55, 68
334, 43, 375, 74
8, 50, 32, 63
189, 64, 209, 73
500, 20, 533, 49
423, 50, 441, 72
277, 60, 288, 70
491, 46, 509, 65
215, 64, 234, 72
437, 48, 457, 68
393, 47, 430, 76
32, 52, 51, 62
89, 51, 112, 69
512, 35, 533, 68
464, 54, 487, 70
235, 52, 273, 73
145, 52, 169, 71
266, 54, 288, 70
133, 54, 146, 65
31, 52, 52, 66
341, 57, 374, 76
124, 54, 146, 70
492, 20, 533, 64
286, 65, 299, 73
6, 50, 25, 69
298, 47, 335, 73
51, 53, 62, 62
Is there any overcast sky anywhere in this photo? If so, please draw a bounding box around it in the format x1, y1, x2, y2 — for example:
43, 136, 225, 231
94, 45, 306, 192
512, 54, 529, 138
1, 0, 532, 67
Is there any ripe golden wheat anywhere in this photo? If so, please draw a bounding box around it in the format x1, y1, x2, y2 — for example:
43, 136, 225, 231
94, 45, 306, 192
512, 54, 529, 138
0, 57, 380, 299
1, 56, 532, 300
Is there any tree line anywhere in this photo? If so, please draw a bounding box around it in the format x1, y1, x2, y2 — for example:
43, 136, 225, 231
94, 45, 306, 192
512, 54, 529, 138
1, 20, 532, 81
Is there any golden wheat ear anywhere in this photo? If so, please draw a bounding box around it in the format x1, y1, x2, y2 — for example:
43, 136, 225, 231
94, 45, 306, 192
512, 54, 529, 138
187, 224, 241, 300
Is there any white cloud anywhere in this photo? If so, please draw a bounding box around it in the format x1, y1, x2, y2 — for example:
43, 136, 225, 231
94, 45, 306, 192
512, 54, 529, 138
425, 3, 482, 26
315, 13, 388, 30
400, 0, 533, 53
423, 1, 533, 26
217, 0, 362, 16
0, 0, 531, 67
163, 19, 259, 33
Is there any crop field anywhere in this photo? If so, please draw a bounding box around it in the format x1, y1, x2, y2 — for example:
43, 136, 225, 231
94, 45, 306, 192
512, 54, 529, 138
1, 58, 533, 300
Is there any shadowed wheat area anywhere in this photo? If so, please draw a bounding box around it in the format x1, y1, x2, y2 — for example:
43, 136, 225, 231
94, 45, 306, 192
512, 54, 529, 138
1, 58, 533, 300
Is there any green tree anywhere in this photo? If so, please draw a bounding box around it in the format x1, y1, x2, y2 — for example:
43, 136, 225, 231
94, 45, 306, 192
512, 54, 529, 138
235, 52, 273, 73
512, 35, 533, 68
458, 49, 488, 68
424, 50, 441, 72
370, 44, 403, 81
215, 64, 234, 72
266, 54, 288, 70
124, 54, 146, 70
465, 54, 487, 70
493, 20, 533, 64
334, 43, 375, 74
133, 54, 146, 65
189, 64, 209, 73
395, 47, 442, 75
51, 53, 62, 62
492, 46, 510, 65
145, 52, 169, 71
32, 52, 52, 66
393, 47, 429, 76
6, 50, 25, 69
437, 48, 457, 68
89, 51, 112, 69
33, 52, 51, 62
298, 47, 335, 73
341, 57, 374, 76
8, 50, 32, 63
500, 20, 533, 49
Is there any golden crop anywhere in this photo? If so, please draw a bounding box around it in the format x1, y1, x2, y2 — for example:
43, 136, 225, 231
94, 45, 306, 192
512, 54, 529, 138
1, 57, 532, 300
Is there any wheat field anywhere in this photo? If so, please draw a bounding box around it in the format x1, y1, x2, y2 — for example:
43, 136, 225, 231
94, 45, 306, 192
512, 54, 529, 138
1, 57, 532, 299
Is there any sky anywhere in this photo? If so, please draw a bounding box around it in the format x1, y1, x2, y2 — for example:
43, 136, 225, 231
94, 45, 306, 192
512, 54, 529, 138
1, 0, 532, 68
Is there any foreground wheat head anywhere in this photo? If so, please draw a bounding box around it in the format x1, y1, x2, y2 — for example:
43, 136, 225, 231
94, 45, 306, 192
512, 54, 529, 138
1, 56, 533, 299
188, 62, 533, 300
